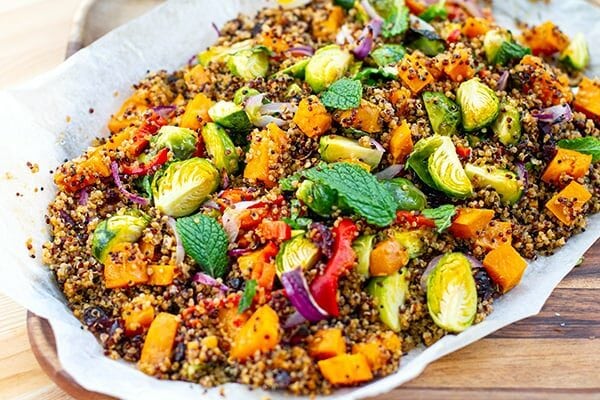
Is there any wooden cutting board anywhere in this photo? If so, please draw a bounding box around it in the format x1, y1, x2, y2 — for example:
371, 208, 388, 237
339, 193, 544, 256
25, 0, 600, 399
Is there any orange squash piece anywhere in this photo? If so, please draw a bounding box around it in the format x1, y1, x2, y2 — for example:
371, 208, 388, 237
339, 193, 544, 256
517, 55, 572, 107
545, 181, 592, 225
312, 6, 345, 40
180, 93, 213, 131
389, 120, 413, 163
449, 208, 495, 239
237, 242, 279, 290
475, 220, 513, 251
148, 264, 176, 286
521, 21, 569, 56
184, 64, 210, 87
351, 342, 386, 371
293, 96, 332, 138
443, 45, 474, 82
398, 53, 434, 94
308, 328, 346, 360
219, 306, 249, 339
244, 123, 289, 188
318, 353, 373, 386
230, 305, 280, 361
103, 243, 149, 289
541, 148, 592, 186
388, 86, 413, 116
139, 312, 179, 374
258, 30, 290, 53
122, 295, 155, 335
406, 0, 427, 14
369, 238, 409, 276
336, 100, 382, 133
108, 90, 150, 133
462, 17, 491, 38
483, 243, 528, 293
574, 77, 600, 121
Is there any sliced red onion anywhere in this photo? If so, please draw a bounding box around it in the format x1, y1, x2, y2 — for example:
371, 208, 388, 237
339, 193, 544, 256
77, 188, 89, 206
361, 0, 382, 20
110, 162, 149, 206
532, 104, 572, 124
286, 45, 314, 57
152, 105, 177, 119
515, 162, 529, 191
353, 19, 383, 60
243, 93, 266, 109
420, 255, 443, 292
283, 311, 307, 329
448, 0, 483, 18
211, 22, 221, 36
167, 217, 185, 266
336, 24, 356, 46
187, 53, 199, 67
497, 70, 509, 91
222, 199, 263, 242
202, 199, 220, 210
375, 164, 403, 180
255, 115, 286, 128
221, 169, 230, 190
229, 247, 255, 257
259, 102, 298, 115
369, 138, 386, 153
465, 255, 484, 270
193, 272, 229, 292
280, 267, 328, 322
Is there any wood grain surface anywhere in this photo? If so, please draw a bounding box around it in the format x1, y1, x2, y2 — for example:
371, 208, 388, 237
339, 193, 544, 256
0, 1, 599, 400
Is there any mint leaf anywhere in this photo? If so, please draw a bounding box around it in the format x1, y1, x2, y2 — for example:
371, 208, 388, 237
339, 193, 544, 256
176, 214, 229, 277
419, 0, 448, 22
334, 0, 356, 10
382, 1, 409, 38
303, 162, 397, 227
422, 204, 456, 233
282, 199, 313, 229
320, 78, 363, 110
558, 137, 600, 162
493, 41, 531, 66
238, 279, 257, 313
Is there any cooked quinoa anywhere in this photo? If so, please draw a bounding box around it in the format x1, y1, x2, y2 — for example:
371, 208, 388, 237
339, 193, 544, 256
43, 0, 599, 395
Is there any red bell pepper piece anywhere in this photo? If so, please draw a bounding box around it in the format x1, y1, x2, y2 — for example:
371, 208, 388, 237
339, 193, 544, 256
396, 211, 436, 228
128, 112, 168, 157
446, 28, 461, 43
258, 220, 292, 242
456, 144, 471, 159
121, 147, 170, 176
309, 219, 357, 317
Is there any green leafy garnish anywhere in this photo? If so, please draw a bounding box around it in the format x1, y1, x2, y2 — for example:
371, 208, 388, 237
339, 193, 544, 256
355, 67, 398, 85
493, 41, 531, 66
282, 199, 313, 229
381, 0, 409, 38
238, 279, 257, 313
320, 78, 363, 110
419, 0, 448, 22
302, 162, 397, 227
334, 0, 356, 10
558, 137, 600, 162
370, 44, 406, 67
422, 204, 457, 233
176, 214, 229, 277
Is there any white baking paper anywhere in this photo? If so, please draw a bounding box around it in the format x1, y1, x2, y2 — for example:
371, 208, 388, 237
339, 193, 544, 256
0, 1, 598, 399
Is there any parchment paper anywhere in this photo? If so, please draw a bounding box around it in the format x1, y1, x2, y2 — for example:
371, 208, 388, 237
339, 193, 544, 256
0, 1, 598, 399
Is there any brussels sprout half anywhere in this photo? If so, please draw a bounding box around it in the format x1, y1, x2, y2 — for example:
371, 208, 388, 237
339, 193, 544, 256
426, 252, 477, 333
391, 228, 430, 259
492, 101, 521, 146
208, 101, 252, 132
151, 126, 198, 160
227, 46, 270, 80
275, 58, 310, 79
275, 235, 321, 277
483, 29, 512, 64
319, 135, 384, 169
380, 178, 428, 211
367, 269, 409, 332
456, 78, 500, 132
296, 180, 338, 217
422, 91, 461, 136
152, 158, 220, 217
233, 87, 260, 105
352, 234, 375, 278
201, 123, 240, 174
92, 209, 150, 263
370, 44, 406, 67
305, 45, 353, 93
199, 39, 254, 66
464, 163, 523, 205
560, 33, 590, 71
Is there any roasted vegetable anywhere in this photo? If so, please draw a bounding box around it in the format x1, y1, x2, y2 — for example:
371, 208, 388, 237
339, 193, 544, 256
449, 208, 494, 239
199, 39, 253, 66
426, 253, 477, 333
475, 220, 513, 251
276, 58, 310, 78
367, 269, 409, 332
208, 101, 252, 132
464, 163, 523, 205
397, 52, 434, 94
559, 33, 589, 70
151, 126, 197, 160
370, 44, 406, 67
244, 123, 289, 187
92, 209, 150, 263
335, 100, 383, 134
442, 45, 475, 81
407, 15, 445, 56
483, 243, 527, 293
317, 353, 373, 385
319, 135, 384, 169
380, 178, 428, 211
517, 55, 573, 107
305, 45, 353, 93
545, 181, 592, 225
483, 29, 530, 65
180, 93, 213, 130
201, 123, 240, 174
456, 78, 500, 131
227, 47, 270, 80
462, 17, 490, 38
352, 234, 375, 278
103, 242, 149, 288
152, 158, 220, 217
492, 101, 521, 146
308, 328, 346, 360
407, 135, 473, 198
369, 238, 409, 276
230, 305, 280, 360
139, 312, 179, 374
275, 234, 320, 276
238, 242, 279, 290
233, 87, 261, 105
541, 148, 592, 186
293, 96, 332, 138
521, 21, 569, 56
391, 228, 429, 258
422, 91, 461, 136
573, 77, 600, 120
296, 179, 338, 216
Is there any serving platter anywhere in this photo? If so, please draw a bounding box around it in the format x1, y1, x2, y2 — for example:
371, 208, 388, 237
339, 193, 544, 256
24, 0, 600, 399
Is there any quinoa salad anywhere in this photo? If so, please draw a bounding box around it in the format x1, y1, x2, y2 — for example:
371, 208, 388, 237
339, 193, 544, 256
43, 0, 600, 395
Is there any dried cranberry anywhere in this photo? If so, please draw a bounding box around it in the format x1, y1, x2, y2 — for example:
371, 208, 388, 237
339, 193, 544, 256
273, 370, 292, 389
173, 341, 186, 362
474, 269, 494, 301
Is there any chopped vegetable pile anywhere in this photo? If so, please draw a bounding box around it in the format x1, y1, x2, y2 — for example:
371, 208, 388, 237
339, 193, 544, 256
43, 0, 599, 395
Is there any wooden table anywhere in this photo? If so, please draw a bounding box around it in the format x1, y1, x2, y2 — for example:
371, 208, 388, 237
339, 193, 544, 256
0, 1, 598, 399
